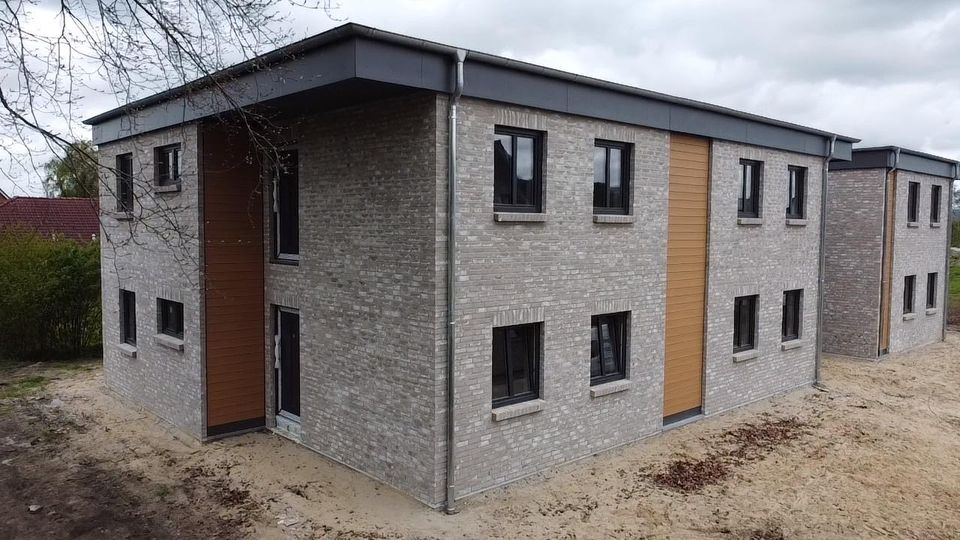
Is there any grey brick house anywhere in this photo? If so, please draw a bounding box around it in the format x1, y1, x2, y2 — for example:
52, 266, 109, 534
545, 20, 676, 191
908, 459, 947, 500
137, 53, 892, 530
824, 147, 957, 359
86, 24, 860, 509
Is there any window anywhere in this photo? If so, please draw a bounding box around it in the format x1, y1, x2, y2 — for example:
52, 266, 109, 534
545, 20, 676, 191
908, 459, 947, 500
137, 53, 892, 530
494, 127, 543, 213
593, 141, 630, 215
590, 312, 628, 385
786, 166, 806, 219
930, 184, 942, 224
271, 150, 299, 260
907, 181, 919, 223
733, 295, 758, 352
116, 154, 133, 212
155, 144, 181, 186
120, 290, 136, 346
781, 289, 802, 342
157, 298, 184, 339
903, 275, 916, 314
738, 159, 762, 218
491, 323, 540, 407
927, 272, 938, 309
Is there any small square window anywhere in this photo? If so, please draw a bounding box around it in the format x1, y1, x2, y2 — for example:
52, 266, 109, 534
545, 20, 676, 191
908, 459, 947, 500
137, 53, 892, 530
907, 182, 919, 223
116, 154, 134, 212
903, 275, 916, 314
738, 159, 763, 218
930, 185, 942, 224
593, 141, 631, 215
786, 166, 806, 219
491, 323, 541, 408
155, 144, 181, 186
120, 289, 136, 345
927, 272, 938, 309
733, 295, 758, 352
781, 289, 802, 342
157, 298, 184, 339
590, 312, 628, 385
494, 127, 543, 213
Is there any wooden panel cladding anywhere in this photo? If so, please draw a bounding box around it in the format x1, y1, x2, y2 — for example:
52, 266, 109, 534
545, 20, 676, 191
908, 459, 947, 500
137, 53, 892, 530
663, 134, 710, 419
200, 120, 265, 434
879, 170, 897, 354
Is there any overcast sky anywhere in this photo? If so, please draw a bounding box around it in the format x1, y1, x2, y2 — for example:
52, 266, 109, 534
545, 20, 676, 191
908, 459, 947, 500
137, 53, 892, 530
3, 0, 959, 197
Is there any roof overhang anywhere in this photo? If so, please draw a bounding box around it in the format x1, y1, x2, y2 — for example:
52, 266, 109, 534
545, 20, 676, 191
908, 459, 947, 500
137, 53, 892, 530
829, 146, 959, 179
85, 23, 857, 159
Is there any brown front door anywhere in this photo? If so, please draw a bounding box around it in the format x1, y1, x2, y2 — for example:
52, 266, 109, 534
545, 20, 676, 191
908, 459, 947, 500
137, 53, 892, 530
663, 134, 710, 422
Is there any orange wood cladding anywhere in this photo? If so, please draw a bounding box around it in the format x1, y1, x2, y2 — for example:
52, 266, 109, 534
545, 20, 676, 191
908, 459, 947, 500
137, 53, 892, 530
663, 134, 710, 418
879, 170, 897, 354
200, 121, 265, 433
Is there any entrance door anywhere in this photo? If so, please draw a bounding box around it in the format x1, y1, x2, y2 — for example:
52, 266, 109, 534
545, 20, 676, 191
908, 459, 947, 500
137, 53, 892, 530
663, 134, 710, 423
274, 308, 300, 418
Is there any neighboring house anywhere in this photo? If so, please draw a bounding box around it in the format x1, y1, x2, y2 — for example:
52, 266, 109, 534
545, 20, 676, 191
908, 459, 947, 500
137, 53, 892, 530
84, 24, 859, 509
0, 196, 99, 242
824, 147, 957, 358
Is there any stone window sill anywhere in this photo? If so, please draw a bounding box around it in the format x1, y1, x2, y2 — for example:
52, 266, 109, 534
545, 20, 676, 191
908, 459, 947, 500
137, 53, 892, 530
930, 222, 942, 228
154, 183, 182, 194
907, 222, 920, 228
781, 339, 803, 351
117, 343, 137, 358
593, 214, 635, 224
926, 307, 939, 316
491, 399, 544, 421
153, 333, 185, 352
737, 217, 762, 226
108, 211, 134, 222
732, 349, 759, 363
902, 313, 916, 321
494, 212, 547, 223
590, 379, 631, 398
785, 218, 808, 227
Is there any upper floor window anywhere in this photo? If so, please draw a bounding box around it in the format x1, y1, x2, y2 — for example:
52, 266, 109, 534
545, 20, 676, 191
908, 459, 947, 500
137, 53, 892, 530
927, 272, 938, 309
116, 153, 133, 213
903, 275, 916, 314
120, 289, 136, 346
494, 127, 543, 213
786, 166, 806, 219
593, 141, 630, 215
590, 312, 628, 385
155, 144, 181, 186
492, 322, 540, 408
158, 298, 184, 339
271, 150, 299, 262
738, 159, 762, 218
733, 294, 758, 352
782, 289, 802, 342
906, 181, 919, 223
930, 184, 942, 224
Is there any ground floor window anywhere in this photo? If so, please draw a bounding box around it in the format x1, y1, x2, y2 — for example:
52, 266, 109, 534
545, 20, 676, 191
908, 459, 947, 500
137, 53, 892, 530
157, 298, 184, 339
492, 323, 541, 408
734, 295, 758, 352
781, 289, 802, 341
590, 312, 628, 385
903, 275, 916, 314
926, 273, 938, 309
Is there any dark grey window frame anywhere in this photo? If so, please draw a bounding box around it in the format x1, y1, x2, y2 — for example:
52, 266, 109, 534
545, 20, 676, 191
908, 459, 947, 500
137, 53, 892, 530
271, 150, 300, 263
907, 181, 920, 223
493, 126, 544, 213
491, 322, 541, 408
927, 272, 938, 309
154, 143, 181, 186
781, 289, 803, 342
733, 294, 759, 352
590, 312, 628, 385
120, 289, 136, 346
157, 298, 184, 339
786, 166, 806, 219
593, 140, 631, 215
116, 153, 134, 213
738, 159, 763, 218
903, 275, 916, 314
930, 184, 942, 224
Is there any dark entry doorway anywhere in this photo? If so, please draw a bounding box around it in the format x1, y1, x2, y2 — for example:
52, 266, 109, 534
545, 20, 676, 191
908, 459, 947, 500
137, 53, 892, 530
274, 307, 300, 419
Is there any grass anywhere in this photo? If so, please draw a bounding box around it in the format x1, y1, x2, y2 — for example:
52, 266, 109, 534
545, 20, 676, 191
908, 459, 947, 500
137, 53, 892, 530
950, 260, 960, 299
0, 375, 49, 399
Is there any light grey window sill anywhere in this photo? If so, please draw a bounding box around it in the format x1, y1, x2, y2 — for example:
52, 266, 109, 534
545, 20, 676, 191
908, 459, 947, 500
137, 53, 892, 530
785, 218, 808, 227
732, 349, 759, 363
590, 379, 631, 398
737, 217, 762, 226
907, 222, 920, 228
491, 399, 544, 421
902, 313, 916, 321
153, 333, 185, 352
154, 183, 182, 193
930, 222, 942, 228
108, 211, 134, 222
494, 212, 547, 223
781, 339, 803, 351
593, 214, 635, 224
926, 307, 939, 316
117, 343, 137, 358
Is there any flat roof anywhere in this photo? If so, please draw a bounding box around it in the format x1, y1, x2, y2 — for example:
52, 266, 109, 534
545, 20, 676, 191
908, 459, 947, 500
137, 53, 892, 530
829, 146, 959, 179
85, 23, 857, 158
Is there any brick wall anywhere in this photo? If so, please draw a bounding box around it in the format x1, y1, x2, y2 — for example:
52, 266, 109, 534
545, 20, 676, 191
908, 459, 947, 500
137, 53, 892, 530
822, 168, 886, 358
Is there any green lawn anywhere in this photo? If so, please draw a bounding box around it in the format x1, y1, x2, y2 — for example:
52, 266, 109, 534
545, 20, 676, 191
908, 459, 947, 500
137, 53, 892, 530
951, 260, 960, 298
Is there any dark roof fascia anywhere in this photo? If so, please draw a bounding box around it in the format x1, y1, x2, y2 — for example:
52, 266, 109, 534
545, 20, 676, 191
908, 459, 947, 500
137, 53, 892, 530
829, 146, 959, 179
85, 23, 857, 158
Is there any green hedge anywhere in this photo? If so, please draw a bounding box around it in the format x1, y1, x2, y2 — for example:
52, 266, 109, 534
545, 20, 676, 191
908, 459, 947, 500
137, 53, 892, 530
0, 229, 101, 359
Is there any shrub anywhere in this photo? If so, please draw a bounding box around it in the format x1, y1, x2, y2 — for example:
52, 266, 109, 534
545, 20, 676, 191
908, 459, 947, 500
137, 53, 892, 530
0, 228, 101, 359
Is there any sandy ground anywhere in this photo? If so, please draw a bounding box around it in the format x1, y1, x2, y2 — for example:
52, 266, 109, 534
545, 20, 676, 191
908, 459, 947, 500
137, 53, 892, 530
2, 334, 960, 539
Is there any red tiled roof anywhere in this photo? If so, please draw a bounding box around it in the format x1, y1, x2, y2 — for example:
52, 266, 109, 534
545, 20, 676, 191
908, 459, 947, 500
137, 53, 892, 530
0, 197, 100, 242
